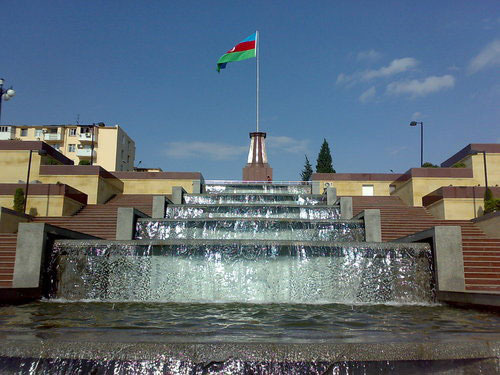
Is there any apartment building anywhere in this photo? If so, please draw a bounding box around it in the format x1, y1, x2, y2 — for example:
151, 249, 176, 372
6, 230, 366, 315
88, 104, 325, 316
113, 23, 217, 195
0, 123, 135, 171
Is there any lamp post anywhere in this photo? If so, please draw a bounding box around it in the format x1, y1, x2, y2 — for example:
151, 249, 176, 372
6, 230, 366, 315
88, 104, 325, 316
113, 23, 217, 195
409, 121, 424, 167
471, 150, 488, 190
24, 148, 48, 214
0, 78, 16, 124
90, 124, 95, 166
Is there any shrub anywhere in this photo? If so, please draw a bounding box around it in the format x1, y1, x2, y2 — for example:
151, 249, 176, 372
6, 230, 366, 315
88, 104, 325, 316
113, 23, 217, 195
13, 188, 24, 213
422, 162, 439, 168
452, 162, 466, 168
78, 160, 91, 165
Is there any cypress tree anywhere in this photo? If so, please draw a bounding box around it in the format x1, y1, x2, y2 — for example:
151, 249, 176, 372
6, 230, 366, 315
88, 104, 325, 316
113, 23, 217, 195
315, 139, 335, 173
300, 155, 313, 181
13, 188, 25, 213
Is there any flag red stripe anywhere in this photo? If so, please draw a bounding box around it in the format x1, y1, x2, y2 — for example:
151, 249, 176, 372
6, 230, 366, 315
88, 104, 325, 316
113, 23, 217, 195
227, 41, 256, 54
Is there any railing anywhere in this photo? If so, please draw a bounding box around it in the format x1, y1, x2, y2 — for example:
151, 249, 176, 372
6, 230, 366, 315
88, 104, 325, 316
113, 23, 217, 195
205, 180, 312, 185
76, 148, 96, 157
79, 133, 97, 142
43, 133, 62, 141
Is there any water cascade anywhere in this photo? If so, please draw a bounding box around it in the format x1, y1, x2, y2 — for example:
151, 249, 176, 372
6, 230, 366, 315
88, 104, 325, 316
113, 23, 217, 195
48, 182, 434, 305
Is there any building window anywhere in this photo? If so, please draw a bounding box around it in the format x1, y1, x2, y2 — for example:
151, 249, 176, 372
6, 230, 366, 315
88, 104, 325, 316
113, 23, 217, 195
69, 128, 77, 136
68, 144, 76, 152
21, 128, 28, 137
121, 150, 124, 159
362, 185, 374, 196
0, 126, 9, 132
35, 129, 43, 138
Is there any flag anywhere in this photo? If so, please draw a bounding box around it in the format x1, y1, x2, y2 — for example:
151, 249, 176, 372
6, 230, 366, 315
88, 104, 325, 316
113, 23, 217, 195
217, 32, 257, 72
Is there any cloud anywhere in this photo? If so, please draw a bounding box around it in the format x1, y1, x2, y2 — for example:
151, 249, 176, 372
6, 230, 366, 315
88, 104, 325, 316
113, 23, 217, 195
164, 141, 247, 161
359, 86, 376, 103
468, 39, 500, 74
267, 136, 309, 154
337, 57, 418, 86
362, 58, 418, 80
411, 112, 422, 120
356, 49, 382, 62
386, 75, 455, 97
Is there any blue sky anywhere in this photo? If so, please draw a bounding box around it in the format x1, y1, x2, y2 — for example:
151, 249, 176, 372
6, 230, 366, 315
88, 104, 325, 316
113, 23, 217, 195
1, 1, 499, 180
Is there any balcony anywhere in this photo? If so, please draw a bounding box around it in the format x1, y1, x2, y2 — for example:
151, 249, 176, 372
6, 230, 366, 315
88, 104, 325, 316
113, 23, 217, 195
79, 133, 97, 143
43, 133, 63, 142
76, 148, 96, 158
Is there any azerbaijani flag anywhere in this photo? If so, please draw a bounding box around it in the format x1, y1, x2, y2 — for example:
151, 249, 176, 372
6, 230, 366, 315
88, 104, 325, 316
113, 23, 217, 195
217, 32, 257, 72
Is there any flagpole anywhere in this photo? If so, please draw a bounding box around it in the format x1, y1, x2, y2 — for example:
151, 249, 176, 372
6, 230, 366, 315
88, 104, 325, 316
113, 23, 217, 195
256, 30, 259, 133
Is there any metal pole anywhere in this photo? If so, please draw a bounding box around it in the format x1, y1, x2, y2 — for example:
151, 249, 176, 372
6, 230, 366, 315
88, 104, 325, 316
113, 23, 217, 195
256, 30, 259, 133
24, 150, 33, 214
482, 151, 488, 189
420, 122, 424, 167
0, 83, 3, 124
90, 125, 95, 166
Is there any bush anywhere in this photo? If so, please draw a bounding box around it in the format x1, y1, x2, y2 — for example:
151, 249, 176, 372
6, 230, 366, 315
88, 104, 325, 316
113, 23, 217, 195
422, 162, 439, 168
13, 188, 24, 213
452, 162, 466, 168
78, 160, 91, 165
483, 188, 498, 214
43, 157, 60, 165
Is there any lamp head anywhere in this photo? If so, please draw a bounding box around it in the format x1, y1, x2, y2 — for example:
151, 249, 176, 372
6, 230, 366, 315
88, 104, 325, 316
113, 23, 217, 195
6, 88, 15, 97
409, 121, 417, 126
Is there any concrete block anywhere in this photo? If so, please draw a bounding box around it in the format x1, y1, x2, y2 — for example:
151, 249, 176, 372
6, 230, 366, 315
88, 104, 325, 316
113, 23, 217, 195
116, 207, 149, 240
311, 181, 321, 195
326, 187, 337, 206
394, 226, 465, 293
12, 223, 46, 288
192, 180, 202, 194
354, 209, 381, 242
172, 186, 186, 205
340, 197, 353, 219
0, 207, 31, 233
152, 196, 166, 219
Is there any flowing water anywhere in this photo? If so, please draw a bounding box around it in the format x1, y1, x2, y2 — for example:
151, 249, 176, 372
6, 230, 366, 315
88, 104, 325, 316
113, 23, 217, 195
184, 193, 325, 205
49, 241, 432, 304
205, 183, 312, 194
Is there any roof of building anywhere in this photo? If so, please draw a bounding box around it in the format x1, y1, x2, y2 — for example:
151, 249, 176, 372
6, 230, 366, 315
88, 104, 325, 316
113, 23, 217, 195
441, 143, 500, 167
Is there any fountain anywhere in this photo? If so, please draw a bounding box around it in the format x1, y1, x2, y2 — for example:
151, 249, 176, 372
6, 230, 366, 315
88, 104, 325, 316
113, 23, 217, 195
0, 182, 499, 373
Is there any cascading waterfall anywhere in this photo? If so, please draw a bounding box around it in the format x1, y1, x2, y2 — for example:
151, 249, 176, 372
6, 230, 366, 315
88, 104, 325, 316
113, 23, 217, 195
48, 182, 435, 305
135, 219, 364, 241
165, 205, 341, 219
50, 241, 433, 304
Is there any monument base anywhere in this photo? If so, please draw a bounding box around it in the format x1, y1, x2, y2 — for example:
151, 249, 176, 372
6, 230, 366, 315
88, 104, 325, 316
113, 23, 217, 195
243, 163, 273, 182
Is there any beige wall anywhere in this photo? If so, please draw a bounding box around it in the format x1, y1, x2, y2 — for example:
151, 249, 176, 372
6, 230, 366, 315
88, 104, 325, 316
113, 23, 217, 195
40, 174, 123, 204
120, 179, 195, 194
318, 180, 395, 196
0, 195, 83, 217
0, 208, 29, 233
426, 198, 485, 220
0, 150, 44, 183
391, 179, 414, 206
467, 154, 500, 187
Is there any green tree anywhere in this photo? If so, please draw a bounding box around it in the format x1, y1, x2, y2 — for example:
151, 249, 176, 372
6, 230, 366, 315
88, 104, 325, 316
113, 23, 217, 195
13, 188, 25, 213
316, 139, 335, 173
300, 155, 313, 181
78, 160, 91, 165
484, 188, 499, 214
422, 162, 439, 168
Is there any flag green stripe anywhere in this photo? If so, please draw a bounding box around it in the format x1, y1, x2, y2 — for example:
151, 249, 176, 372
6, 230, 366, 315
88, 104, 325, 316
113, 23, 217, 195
217, 49, 256, 64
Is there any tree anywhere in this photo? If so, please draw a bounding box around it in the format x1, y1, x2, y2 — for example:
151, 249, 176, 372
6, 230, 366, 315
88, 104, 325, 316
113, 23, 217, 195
484, 188, 499, 214
300, 155, 313, 181
316, 139, 335, 173
13, 188, 24, 213
422, 162, 439, 168
452, 162, 466, 168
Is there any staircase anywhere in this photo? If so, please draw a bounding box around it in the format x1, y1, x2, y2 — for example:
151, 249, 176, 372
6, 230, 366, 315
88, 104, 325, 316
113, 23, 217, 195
353, 196, 500, 293
32, 194, 155, 240
0, 234, 17, 288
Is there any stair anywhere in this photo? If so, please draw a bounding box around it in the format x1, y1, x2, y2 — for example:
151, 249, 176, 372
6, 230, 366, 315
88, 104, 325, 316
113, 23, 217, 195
32, 194, 156, 240
0, 234, 17, 288
353, 196, 500, 293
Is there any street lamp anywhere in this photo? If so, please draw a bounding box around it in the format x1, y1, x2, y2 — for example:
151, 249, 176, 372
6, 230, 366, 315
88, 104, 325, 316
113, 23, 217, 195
0, 78, 16, 124
409, 121, 424, 167
24, 148, 48, 214
470, 150, 488, 190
